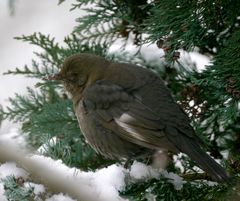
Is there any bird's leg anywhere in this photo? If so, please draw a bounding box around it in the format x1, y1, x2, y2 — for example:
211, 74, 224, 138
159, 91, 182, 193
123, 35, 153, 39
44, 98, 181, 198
123, 158, 134, 169
145, 155, 153, 165
151, 150, 170, 169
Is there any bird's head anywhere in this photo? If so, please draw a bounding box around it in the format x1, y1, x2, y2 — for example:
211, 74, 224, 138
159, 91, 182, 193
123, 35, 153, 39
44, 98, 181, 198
47, 53, 109, 98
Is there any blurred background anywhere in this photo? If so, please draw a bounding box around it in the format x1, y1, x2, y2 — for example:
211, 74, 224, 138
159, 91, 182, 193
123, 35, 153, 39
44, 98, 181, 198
0, 0, 78, 133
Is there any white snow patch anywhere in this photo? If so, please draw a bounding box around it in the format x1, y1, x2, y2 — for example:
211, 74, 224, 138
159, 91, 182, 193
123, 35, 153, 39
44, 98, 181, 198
0, 183, 8, 201
129, 161, 184, 190
189, 51, 211, 71
129, 161, 159, 180
28, 155, 127, 201
203, 180, 218, 187
0, 162, 28, 179
162, 170, 184, 190
0, 144, 185, 201
46, 193, 77, 201
88, 165, 126, 200
38, 137, 58, 154
109, 40, 211, 74
0, 128, 26, 147
24, 182, 45, 195
0, 161, 28, 201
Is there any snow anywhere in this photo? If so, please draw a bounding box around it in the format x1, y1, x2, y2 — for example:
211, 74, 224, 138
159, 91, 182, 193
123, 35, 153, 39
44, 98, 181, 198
161, 171, 184, 190
0, 184, 8, 201
109, 38, 210, 74
0, 128, 26, 147
0, 162, 28, 179
27, 155, 127, 201
0, 161, 29, 201
0, 132, 185, 200
188, 51, 211, 71
46, 194, 77, 201
0, 135, 126, 200
38, 136, 58, 154
88, 164, 126, 200
24, 182, 45, 195
129, 161, 159, 180
129, 161, 183, 190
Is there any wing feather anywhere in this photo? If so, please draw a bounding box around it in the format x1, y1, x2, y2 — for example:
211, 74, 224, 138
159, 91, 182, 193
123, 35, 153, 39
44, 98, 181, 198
82, 81, 179, 152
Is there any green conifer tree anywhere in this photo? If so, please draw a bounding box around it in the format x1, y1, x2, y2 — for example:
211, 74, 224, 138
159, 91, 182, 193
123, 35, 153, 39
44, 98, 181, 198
1, 0, 239, 200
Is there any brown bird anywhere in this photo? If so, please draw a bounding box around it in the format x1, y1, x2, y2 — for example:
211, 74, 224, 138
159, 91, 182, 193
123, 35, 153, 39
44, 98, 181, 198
52, 53, 229, 182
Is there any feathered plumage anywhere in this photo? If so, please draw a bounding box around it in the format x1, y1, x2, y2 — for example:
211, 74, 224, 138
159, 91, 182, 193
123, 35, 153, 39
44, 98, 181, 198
55, 53, 229, 182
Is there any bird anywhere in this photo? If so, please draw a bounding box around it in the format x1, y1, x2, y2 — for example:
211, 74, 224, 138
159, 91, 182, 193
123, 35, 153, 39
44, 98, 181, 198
51, 53, 229, 182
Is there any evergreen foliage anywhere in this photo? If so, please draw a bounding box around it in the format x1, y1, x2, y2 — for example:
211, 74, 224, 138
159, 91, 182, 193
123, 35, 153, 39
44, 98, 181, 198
2, 176, 35, 201
1, 33, 114, 170
144, 0, 240, 53
121, 177, 230, 201
1, 0, 240, 200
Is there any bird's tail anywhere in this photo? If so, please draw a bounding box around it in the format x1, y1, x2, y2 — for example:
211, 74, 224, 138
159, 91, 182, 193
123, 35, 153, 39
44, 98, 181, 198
180, 139, 230, 182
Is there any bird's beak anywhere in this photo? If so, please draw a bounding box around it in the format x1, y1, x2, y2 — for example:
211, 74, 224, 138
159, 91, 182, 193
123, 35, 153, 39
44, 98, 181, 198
43, 72, 63, 81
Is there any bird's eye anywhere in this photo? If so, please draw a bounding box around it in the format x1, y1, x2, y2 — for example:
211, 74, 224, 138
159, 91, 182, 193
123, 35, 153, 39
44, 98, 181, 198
66, 72, 87, 87
78, 75, 87, 86
67, 72, 78, 82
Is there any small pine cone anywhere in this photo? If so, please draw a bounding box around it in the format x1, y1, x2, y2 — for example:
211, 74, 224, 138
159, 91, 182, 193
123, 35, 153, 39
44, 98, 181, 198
156, 39, 164, 48
16, 177, 25, 186
172, 51, 180, 61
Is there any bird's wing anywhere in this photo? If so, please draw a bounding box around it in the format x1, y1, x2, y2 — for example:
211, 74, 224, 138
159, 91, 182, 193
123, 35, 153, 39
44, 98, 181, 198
82, 80, 180, 152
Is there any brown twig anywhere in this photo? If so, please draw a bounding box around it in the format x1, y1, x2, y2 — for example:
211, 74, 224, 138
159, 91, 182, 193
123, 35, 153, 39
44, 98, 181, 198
180, 172, 213, 182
